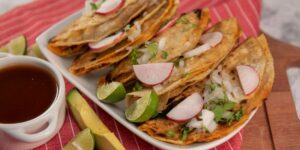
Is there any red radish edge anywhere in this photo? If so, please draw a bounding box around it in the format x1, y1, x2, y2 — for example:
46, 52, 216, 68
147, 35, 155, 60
166, 93, 204, 123
133, 63, 174, 86
89, 32, 125, 52
96, 0, 125, 15
236, 65, 259, 95
156, 16, 179, 36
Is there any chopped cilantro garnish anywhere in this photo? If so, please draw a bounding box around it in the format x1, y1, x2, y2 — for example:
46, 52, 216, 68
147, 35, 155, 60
212, 105, 224, 122
133, 82, 143, 91
205, 83, 219, 93
180, 127, 191, 141
223, 101, 236, 110
146, 42, 158, 59
174, 59, 180, 68
176, 16, 190, 25
165, 130, 176, 138
130, 48, 139, 65
233, 108, 244, 121
90, 3, 98, 11
161, 50, 168, 59
205, 100, 237, 122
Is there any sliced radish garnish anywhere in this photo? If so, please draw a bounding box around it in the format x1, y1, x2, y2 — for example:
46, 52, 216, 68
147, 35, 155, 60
183, 43, 211, 58
166, 93, 204, 123
89, 32, 125, 52
96, 0, 125, 15
236, 65, 260, 95
133, 63, 174, 85
201, 32, 223, 47
156, 16, 179, 36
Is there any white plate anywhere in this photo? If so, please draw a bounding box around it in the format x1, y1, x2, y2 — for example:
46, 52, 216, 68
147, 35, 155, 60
36, 10, 256, 150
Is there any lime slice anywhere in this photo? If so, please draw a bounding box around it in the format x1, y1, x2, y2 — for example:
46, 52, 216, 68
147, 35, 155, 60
8, 35, 27, 55
97, 82, 126, 103
28, 43, 45, 59
0, 46, 8, 52
125, 91, 159, 122
63, 128, 95, 150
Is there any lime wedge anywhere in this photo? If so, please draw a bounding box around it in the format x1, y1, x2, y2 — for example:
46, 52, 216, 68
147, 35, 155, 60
125, 91, 159, 122
28, 43, 45, 59
63, 128, 95, 150
0, 46, 8, 52
8, 35, 27, 55
97, 82, 126, 103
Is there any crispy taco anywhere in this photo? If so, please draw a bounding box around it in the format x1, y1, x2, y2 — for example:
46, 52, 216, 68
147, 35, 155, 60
68, 0, 177, 75
138, 34, 274, 144
125, 17, 241, 112
108, 8, 211, 84
48, 0, 176, 57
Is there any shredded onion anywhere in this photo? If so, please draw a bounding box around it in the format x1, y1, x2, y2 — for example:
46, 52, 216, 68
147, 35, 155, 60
186, 118, 203, 129
153, 84, 163, 92
128, 22, 141, 41
158, 38, 167, 51
179, 59, 185, 68
183, 44, 211, 58
210, 70, 222, 85
137, 52, 151, 64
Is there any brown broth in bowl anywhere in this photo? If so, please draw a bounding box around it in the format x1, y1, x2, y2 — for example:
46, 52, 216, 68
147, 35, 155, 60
0, 65, 57, 124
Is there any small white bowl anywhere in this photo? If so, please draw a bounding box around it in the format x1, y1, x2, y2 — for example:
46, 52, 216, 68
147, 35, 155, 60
0, 54, 66, 150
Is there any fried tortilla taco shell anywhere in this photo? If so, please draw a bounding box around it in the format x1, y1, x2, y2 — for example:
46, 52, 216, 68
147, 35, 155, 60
69, 0, 177, 75
48, 0, 150, 57
109, 8, 210, 84
125, 18, 241, 112
139, 34, 274, 145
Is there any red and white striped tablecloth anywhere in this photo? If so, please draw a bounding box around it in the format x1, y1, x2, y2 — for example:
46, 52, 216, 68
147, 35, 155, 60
0, 0, 261, 149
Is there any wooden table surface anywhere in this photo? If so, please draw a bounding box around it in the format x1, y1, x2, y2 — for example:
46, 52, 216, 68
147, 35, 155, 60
242, 35, 300, 150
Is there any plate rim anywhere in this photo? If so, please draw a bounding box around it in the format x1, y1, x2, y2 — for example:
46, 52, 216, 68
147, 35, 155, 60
36, 9, 257, 150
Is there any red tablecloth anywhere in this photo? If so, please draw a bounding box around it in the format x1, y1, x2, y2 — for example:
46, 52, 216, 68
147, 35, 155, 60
0, 0, 261, 149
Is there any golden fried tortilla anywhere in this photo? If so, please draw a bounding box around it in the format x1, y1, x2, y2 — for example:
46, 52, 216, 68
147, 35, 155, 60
69, 0, 177, 74
48, 0, 150, 57
109, 9, 210, 84
139, 34, 274, 145
125, 18, 241, 112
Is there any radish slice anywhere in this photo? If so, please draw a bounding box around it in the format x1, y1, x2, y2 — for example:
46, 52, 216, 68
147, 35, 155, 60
201, 32, 223, 47
236, 65, 259, 95
89, 32, 125, 52
183, 43, 211, 58
96, 0, 125, 15
133, 63, 174, 85
166, 93, 204, 122
156, 16, 179, 36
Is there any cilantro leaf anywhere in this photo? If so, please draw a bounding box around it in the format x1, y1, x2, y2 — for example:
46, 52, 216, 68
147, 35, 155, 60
132, 82, 143, 91
90, 3, 98, 11
205, 83, 219, 93
147, 42, 158, 59
174, 59, 180, 68
233, 109, 244, 121
161, 50, 168, 59
130, 48, 139, 65
165, 130, 176, 138
180, 127, 191, 141
176, 16, 190, 25
223, 101, 236, 110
